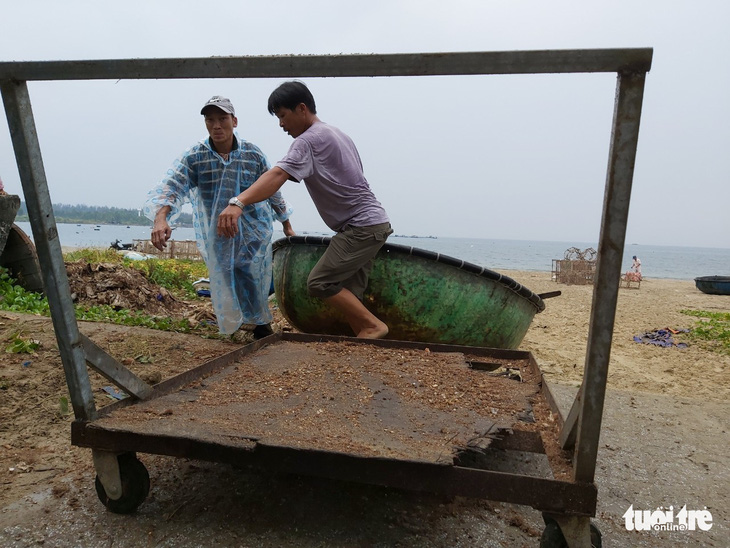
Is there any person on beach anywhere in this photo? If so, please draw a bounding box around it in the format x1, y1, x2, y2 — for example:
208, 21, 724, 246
217, 81, 393, 339
144, 95, 295, 339
631, 255, 642, 280
625, 255, 642, 282
631, 256, 641, 275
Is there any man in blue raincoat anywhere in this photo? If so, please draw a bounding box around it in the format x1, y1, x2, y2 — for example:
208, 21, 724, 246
144, 96, 294, 339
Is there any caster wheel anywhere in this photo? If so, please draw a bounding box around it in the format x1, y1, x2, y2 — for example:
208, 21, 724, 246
540, 520, 602, 548
540, 521, 566, 548
95, 453, 150, 514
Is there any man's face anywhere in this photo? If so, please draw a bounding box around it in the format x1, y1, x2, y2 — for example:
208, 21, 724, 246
275, 105, 307, 138
203, 108, 237, 148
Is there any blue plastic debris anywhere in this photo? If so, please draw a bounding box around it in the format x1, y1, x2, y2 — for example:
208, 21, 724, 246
22, 361, 31, 368
193, 278, 211, 298
102, 386, 128, 400
633, 328, 689, 349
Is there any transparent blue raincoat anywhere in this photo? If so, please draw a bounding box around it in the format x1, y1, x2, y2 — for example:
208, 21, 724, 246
144, 135, 292, 334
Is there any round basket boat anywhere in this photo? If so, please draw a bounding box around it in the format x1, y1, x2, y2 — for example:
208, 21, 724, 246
0, 223, 44, 293
272, 236, 547, 349
694, 276, 730, 296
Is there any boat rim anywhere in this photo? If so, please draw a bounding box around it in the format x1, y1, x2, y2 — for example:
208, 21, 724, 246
694, 275, 730, 282
273, 235, 546, 313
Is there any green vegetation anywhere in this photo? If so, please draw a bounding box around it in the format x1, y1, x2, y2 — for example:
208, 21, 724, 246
16, 202, 193, 227
5, 332, 41, 354
0, 268, 50, 315
680, 309, 730, 354
132, 258, 208, 300
75, 304, 197, 332
59, 396, 71, 416
62, 248, 125, 263
0, 252, 214, 335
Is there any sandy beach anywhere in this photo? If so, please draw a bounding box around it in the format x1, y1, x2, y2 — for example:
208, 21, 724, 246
505, 270, 730, 402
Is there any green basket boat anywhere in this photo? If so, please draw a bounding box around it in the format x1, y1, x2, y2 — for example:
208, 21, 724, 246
272, 236, 552, 349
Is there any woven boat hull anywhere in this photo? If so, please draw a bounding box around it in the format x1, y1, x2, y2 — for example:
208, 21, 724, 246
272, 236, 545, 349
694, 276, 730, 296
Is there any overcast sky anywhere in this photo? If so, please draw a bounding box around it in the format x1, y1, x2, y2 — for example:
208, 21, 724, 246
1, 1, 728, 249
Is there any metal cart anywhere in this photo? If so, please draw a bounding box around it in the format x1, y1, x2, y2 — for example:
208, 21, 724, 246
1, 48, 652, 547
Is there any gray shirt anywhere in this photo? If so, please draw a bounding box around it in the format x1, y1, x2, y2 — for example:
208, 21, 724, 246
275, 121, 389, 232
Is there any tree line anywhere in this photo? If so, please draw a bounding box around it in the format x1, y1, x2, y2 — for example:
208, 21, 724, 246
16, 202, 193, 227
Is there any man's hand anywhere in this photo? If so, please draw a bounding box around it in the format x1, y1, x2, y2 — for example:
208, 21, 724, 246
217, 205, 243, 238
282, 219, 296, 237
151, 218, 172, 251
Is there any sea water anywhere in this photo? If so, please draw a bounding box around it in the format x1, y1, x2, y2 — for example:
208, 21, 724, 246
14, 222, 730, 281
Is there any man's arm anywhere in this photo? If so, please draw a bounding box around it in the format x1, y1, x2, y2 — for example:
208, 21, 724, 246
144, 147, 198, 249
242, 166, 290, 206
151, 205, 173, 251
217, 167, 291, 238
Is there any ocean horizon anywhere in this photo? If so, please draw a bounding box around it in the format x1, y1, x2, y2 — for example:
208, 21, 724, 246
14, 222, 730, 282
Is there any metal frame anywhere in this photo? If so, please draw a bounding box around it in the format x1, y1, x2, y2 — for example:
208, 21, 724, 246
1, 48, 651, 541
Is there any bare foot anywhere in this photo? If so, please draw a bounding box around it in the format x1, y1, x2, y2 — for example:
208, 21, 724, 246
357, 322, 389, 339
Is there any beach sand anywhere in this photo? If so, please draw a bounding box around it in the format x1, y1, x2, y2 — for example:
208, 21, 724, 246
504, 270, 730, 402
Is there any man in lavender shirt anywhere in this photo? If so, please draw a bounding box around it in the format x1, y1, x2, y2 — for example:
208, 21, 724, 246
217, 81, 393, 339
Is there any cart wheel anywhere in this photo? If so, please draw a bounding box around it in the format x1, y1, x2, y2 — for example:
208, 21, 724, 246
94, 453, 150, 514
540, 520, 602, 548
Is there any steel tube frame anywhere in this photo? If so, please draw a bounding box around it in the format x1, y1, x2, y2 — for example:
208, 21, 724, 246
1, 80, 96, 421
0, 47, 651, 487
573, 71, 647, 483
0, 49, 651, 81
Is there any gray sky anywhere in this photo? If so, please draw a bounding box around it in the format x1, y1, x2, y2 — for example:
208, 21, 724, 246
1, 0, 728, 248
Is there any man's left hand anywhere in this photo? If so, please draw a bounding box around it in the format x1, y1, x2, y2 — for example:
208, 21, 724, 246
217, 205, 243, 237
282, 219, 296, 237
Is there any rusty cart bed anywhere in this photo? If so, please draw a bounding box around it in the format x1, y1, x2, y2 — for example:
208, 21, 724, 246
72, 333, 596, 519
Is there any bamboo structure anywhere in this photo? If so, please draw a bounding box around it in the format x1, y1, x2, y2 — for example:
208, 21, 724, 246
131, 239, 201, 260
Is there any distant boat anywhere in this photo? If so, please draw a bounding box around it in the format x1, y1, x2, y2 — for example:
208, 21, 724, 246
694, 276, 730, 296
393, 234, 438, 239
272, 236, 557, 349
